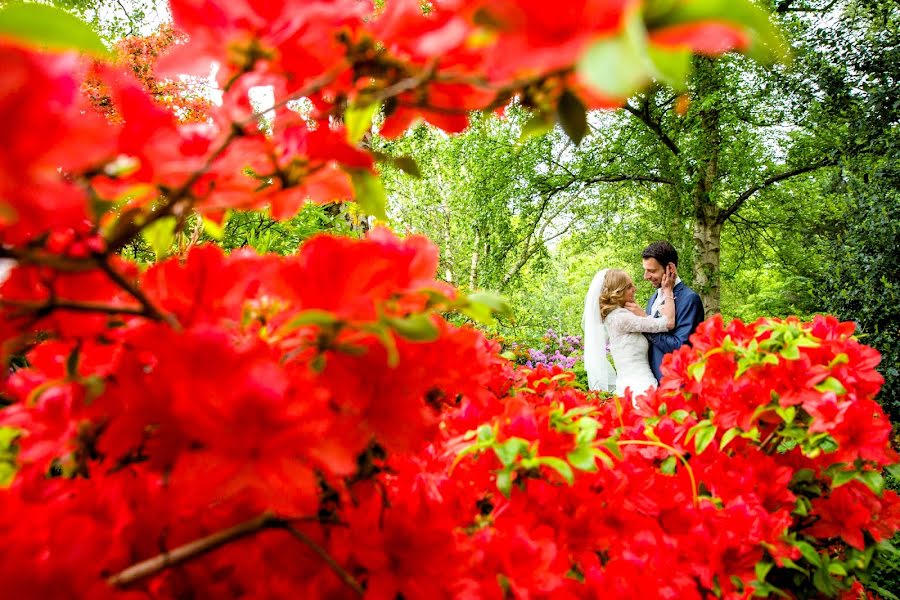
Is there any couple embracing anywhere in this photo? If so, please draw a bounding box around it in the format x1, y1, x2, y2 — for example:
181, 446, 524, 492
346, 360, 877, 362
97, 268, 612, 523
582, 241, 705, 400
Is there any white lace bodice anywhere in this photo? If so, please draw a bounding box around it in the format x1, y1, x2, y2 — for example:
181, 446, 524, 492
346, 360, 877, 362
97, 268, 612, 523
603, 308, 669, 397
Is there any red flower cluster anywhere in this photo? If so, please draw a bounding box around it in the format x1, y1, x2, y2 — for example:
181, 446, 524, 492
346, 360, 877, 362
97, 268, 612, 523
0, 0, 893, 598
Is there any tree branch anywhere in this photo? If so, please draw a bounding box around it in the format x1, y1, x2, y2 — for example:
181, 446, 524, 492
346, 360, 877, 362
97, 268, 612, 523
584, 173, 675, 185
283, 524, 365, 596
1, 298, 147, 318
108, 513, 282, 587
717, 161, 836, 225
107, 514, 364, 595
623, 99, 681, 157
95, 257, 181, 330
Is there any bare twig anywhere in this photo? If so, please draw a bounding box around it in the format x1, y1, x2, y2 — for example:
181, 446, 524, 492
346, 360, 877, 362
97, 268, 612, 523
107, 514, 364, 596
717, 161, 836, 225
283, 524, 365, 596
1, 298, 146, 318
94, 257, 180, 330
108, 513, 282, 587
623, 98, 682, 157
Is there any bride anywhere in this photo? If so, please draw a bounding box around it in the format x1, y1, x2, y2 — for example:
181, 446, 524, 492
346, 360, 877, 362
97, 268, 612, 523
582, 267, 675, 398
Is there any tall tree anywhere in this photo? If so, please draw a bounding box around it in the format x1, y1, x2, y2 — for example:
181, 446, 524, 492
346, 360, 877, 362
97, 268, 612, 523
377, 113, 611, 293
536, 0, 873, 316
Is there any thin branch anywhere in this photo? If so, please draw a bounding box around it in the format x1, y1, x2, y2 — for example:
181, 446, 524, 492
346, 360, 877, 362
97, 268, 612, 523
717, 161, 835, 225
623, 98, 681, 157
0, 247, 96, 272
584, 173, 675, 185
108, 513, 282, 587
1, 299, 147, 318
283, 524, 365, 596
108, 514, 361, 596
115, 0, 136, 36
95, 257, 180, 330
777, 0, 839, 13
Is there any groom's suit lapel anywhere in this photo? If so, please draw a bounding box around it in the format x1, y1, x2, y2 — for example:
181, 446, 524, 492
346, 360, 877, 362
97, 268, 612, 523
648, 282, 685, 317
646, 290, 657, 315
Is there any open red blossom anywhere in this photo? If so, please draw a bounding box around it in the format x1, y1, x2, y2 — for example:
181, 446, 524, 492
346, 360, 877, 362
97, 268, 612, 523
807, 482, 900, 550
459, 0, 631, 81
160, 0, 368, 92
648, 22, 751, 55
0, 44, 114, 245
270, 227, 450, 321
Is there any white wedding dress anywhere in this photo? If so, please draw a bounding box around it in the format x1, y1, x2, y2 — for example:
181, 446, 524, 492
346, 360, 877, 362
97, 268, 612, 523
603, 308, 669, 397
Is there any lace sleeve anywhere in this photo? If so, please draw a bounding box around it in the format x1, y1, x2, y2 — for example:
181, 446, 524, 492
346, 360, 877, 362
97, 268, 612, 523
606, 308, 669, 334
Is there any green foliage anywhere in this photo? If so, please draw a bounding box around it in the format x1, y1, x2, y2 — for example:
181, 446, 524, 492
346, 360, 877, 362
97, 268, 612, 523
821, 164, 900, 423
48, 0, 169, 41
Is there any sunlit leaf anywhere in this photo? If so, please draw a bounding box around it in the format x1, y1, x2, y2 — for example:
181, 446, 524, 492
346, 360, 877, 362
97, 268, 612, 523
0, 3, 108, 56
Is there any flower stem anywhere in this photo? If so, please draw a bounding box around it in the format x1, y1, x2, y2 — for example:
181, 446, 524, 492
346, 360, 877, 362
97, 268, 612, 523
614, 439, 700, 506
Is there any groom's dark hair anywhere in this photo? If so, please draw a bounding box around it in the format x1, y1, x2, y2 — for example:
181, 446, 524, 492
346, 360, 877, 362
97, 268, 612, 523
642, 241, 678, 267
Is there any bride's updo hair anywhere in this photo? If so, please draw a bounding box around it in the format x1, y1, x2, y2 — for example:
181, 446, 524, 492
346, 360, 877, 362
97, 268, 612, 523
599, 269, 632, 320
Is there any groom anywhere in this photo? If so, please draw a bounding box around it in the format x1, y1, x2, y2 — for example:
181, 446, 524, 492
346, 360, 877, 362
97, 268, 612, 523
640, 241, 705, 382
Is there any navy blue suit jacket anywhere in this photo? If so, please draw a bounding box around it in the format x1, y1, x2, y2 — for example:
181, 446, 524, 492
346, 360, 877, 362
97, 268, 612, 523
645, 281, 705, 381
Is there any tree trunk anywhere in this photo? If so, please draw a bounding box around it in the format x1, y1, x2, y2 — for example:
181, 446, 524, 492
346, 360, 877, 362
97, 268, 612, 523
690, 57, 723, 317
469, 229, 480, 289
693, 211, 722, 317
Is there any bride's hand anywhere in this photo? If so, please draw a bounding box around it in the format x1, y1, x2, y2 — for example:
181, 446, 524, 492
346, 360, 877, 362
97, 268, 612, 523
661, 264, 676, 294
624, 302, 644, 317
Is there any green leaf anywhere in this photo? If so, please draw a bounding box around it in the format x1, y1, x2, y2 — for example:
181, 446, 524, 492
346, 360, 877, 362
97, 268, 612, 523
345, 102, 380, 143
780, 344, 800, 360
795, 541, 821, 567
812, 565, 836, 595
518, 112, 556, 145
602, 438, 624, 460
557, 90, 588, 146
815, 377, 847, 395
350, 170, 387, 221
830, 469, 856, 488
720, 427, 740, 450
575, 417, 600, 445
462, 291, 512, 325
65, 346, 81, 379
779, 557, 809, 576
577, 12, 652, 98
659, 455, 677, 475
142, 216, 177, 261
669, 409, 690, 423
567, 446, 598, 472
885, 463, 900, 480
754, 561, 773, 582
0, 3, 108, 57
685, 419, 712, 443
467, 291, 511, 316
775, 405, 796, 424
496, 468, 513, 498
694, 424, 717, 454
477, 424, 495, 443
392, 156, 421, 178
687, 361, 706, 381
494, 437, 529, 467
857, 470, 884, 495
826, 563, 847, 576
538, 456, 575, 485
384, 313, 439, 342
647, 45, 692, 90
283, 309, 340, 331
590, 447, 615, 469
